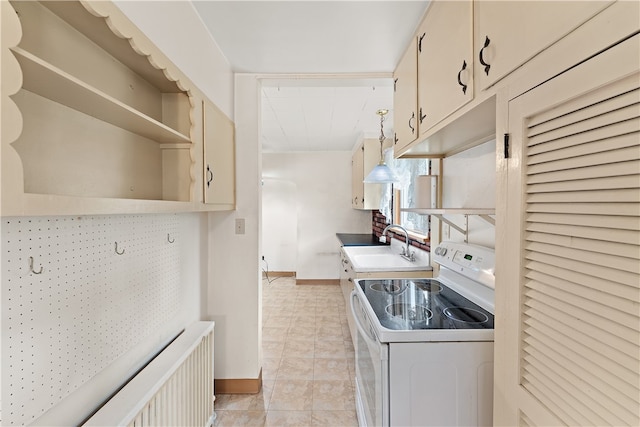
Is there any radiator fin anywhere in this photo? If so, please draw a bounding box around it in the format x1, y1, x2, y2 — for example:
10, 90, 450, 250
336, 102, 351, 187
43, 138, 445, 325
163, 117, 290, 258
84, 321, 215, 427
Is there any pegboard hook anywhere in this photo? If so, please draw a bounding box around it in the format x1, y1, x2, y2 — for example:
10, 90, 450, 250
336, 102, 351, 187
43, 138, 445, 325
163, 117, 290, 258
167, 233, 175, 244
115, 241, 125, 255
28, 256, 43, 274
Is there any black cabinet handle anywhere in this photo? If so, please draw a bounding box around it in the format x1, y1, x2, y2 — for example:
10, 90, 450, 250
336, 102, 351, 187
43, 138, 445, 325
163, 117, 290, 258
419, 107, 426, 124
479, 36, 491, 76
394, 78, 398, 92
457, 60, 468, 94
394, 133, 398, 145
408, 112, 415, 134
418, 33, 426, 53
206, 164, 214, 188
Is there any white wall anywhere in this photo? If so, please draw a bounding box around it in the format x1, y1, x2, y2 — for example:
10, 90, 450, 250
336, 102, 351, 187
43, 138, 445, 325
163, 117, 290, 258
263, 151, 372, 280
115, 0, 258, 382
113, 0, 234, 118
206, 75, 262, 380
1, 213, 205, 426
261, 178, 298, 272
441, 140, 496, 248
0, 2, 239, 423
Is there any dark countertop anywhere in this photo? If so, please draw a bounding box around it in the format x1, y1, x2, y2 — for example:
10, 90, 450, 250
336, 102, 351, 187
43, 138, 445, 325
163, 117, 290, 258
336, 233, 388, 247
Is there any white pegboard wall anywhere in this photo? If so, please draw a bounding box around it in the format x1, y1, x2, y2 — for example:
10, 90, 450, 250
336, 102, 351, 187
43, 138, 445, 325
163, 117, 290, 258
1, 214, 184, 426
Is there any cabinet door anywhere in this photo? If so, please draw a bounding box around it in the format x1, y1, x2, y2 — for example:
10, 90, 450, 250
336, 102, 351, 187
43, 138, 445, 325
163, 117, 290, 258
362, 139, 383, 210
495, 35, 639, 426
475, 1, 613, 91
418, 0, 473, 135
393, 36, 418, 152
203, 99, 235, 206
351, 144, 364, 209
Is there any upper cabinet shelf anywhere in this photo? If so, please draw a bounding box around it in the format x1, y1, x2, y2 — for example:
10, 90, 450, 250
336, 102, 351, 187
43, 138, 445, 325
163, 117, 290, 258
1, 0, 201, 215
12, 48, 191, 144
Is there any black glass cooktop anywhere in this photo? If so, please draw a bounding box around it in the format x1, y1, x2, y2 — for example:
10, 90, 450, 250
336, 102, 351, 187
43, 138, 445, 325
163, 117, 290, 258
357, 279, 494, 331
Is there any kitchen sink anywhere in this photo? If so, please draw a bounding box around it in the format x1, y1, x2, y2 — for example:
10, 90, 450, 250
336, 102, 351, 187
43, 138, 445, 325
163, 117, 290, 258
342, 245, 431, 272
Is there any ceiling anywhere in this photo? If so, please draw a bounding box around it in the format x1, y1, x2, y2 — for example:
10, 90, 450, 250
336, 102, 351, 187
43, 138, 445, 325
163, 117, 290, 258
192, 1, 429, 152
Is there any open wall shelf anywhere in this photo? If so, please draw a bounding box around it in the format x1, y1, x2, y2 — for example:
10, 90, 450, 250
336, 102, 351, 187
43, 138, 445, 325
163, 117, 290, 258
2, 0, 202, 215
13, 48, 191, 145
401, 208, 496, 242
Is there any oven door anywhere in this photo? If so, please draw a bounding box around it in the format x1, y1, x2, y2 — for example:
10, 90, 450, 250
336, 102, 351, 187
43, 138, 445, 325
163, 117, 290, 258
350, 290, 389, 427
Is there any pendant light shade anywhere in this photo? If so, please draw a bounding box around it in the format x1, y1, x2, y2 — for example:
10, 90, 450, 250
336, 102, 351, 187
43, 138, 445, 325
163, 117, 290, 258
363, 109, 399, 183
364, 163, 397, 183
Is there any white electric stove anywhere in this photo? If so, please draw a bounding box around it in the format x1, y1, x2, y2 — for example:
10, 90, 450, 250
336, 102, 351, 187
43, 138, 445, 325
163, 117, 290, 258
350, 241, 495, 427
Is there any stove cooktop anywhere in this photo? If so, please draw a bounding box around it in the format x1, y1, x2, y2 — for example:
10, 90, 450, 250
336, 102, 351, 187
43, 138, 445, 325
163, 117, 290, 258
357, 278, 494, 331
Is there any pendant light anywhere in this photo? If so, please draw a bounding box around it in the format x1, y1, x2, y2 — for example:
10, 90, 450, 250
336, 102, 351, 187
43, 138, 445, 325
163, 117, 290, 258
363, 109, 399, 183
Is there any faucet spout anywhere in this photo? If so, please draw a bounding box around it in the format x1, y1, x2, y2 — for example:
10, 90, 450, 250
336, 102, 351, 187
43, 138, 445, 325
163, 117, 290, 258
381, 224, 415, 261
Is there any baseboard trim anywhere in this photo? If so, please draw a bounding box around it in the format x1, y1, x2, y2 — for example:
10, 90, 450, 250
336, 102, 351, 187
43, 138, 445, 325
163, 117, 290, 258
214, 369, 262, 394
262, 271, 295, 278
296, 279, 340, 285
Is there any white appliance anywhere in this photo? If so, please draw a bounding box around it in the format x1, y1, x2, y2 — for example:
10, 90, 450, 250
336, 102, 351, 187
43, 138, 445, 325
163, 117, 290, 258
350, 241, 495, 427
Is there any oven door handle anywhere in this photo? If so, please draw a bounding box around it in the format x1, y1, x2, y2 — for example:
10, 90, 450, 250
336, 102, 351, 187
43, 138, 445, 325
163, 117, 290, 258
350, 290, 378, 344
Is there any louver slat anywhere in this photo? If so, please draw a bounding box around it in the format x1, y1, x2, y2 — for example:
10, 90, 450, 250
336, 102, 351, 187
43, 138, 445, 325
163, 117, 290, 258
522, 317, 640, 399
522, 342, 634, 424
526, 272, 638, 324
528, 73, 640, 128
528, 144, 639, 174
523, 303, 639, 375
527, 88, 639, 137
508, 39, 640, 426
525, 257, 638, 300
529, 102, 639, 145
521, 364, 598, 426
521, 358, 626, 425
528, 131, 639, 166
526, 221, 639, 245
526, 241, 639, 277
527, 174, 640, 194
527, 159, 640, 183
526, 232, 637, 258
528, 118, 639, 156
525, 288, 638, 345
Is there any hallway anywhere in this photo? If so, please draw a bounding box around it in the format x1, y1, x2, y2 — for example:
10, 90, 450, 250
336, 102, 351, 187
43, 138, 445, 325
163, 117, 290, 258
214, 276, 358, 426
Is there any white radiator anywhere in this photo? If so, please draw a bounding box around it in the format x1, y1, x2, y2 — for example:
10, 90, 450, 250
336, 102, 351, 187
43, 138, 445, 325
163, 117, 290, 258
83, 321, 216, 427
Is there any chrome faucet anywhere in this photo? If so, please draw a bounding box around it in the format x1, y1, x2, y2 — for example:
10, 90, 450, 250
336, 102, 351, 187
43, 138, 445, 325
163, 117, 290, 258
380, 224, 415, 262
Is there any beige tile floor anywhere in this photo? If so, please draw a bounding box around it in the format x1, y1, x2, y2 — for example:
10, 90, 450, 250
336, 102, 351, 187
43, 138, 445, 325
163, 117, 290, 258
214, 276, 358, 427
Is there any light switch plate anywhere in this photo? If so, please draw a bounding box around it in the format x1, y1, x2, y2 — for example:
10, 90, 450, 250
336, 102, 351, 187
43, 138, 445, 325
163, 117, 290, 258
235, 218, 245, 234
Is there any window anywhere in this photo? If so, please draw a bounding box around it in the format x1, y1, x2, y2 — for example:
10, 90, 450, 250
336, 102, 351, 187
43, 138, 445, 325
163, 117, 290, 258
379, 149, 430, 241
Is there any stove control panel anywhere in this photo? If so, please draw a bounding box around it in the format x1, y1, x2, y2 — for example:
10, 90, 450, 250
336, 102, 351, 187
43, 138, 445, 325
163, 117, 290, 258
433, 241, 495, 289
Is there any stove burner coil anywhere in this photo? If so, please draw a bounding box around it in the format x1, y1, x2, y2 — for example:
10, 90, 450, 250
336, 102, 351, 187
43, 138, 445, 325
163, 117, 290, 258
414, 280, 442, 294
386, 303, 433, 322
443, 307, 488, 324
370, 282, 403, 293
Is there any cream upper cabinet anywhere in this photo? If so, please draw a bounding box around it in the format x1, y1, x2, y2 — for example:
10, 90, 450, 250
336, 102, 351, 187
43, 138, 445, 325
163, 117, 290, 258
494, 35, 639, 426
475, 0, 614, 91
417, 0, 473, 136
203, 99, 235, 208
352, 138, 384, 210
393, 36, 418, 153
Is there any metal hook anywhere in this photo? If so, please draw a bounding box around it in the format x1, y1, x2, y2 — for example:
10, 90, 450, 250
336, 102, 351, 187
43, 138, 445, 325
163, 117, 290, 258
167, 233, 175, 244
115, 241, 125, 255
29, 256, 43, 274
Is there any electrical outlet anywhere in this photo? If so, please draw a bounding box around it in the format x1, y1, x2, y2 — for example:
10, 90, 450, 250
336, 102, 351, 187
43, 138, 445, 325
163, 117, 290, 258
235, 218, 245, 235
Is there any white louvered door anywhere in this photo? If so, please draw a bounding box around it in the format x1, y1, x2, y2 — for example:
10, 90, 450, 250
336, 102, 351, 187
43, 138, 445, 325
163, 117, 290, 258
494, 34, 640, 426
